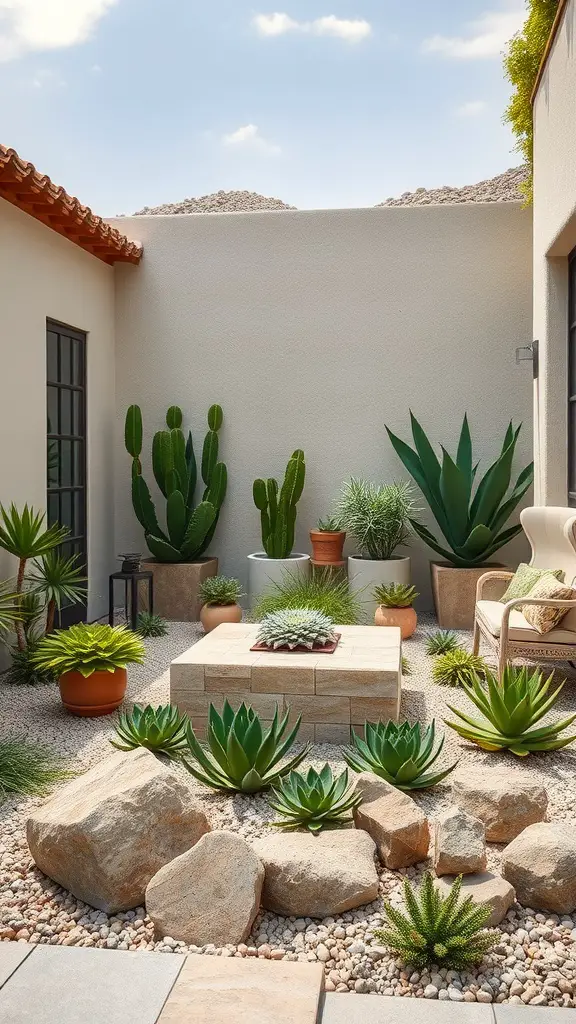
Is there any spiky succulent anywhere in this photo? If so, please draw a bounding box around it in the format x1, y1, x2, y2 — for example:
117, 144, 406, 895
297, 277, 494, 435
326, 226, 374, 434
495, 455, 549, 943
110, 704, 189, 756
425, 629, 460, 656
445, 665, 576, 756
432, 649, 487, 687
182, 700, 310, 793
373, 583, 418, 607
255, 608, 337, 650
317, 516, 341, 532
199, 574, 244, 606
136, 612, 168, 638
343, 719, 457, 790
375, 872, 497, 969
32, 623, 145, 677
268, 765, 362, 833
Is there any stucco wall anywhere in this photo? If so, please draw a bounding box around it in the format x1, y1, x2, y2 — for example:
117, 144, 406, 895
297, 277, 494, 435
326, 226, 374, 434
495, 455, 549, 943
0, 197, 116, 619
110, 204, 533, 607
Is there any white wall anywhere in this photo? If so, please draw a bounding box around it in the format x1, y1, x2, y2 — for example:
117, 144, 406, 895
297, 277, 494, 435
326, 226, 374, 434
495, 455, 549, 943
0, 198, 116, 619
110, 203, 533, 608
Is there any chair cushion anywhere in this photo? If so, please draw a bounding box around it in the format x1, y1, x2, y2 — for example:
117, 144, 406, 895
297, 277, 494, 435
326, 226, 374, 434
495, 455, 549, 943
476, 600, 576, 644
521, 574, 576, 634
500, 562, 564, 602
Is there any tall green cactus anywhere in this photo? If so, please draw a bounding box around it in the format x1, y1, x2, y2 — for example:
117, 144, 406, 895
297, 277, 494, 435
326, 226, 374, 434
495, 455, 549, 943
253, 450, 306, 558
125, 404, 227, 563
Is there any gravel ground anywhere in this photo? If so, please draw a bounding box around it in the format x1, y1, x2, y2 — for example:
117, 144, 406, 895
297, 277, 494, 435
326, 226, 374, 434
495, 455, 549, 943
1, 615, 575, 1005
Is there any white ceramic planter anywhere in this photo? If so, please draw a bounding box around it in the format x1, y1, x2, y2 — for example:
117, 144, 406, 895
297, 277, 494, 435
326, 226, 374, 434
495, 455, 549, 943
247, 552, 310, 609
348, 555, 411, 622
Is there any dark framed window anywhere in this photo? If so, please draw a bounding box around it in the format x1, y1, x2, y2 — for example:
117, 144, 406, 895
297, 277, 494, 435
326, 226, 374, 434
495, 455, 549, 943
47, 320, 87, 626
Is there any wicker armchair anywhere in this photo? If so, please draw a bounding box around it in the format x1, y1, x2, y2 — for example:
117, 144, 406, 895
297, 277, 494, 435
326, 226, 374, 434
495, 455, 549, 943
473, 507, 576, 678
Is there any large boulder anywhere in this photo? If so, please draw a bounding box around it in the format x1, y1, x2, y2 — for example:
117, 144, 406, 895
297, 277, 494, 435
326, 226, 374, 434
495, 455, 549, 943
501, 823, 576, 914
352, 772, 429, 868
253, 830, 378, 918
433, 805, 486, 876
434, 872, 516, 927
452, 767, 547, 842
146, 831, 264, 946
27, 748, 209, 913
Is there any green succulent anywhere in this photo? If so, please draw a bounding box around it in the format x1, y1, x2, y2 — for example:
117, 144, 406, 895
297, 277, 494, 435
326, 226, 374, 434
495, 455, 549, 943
253, 450, 306, 559
373, 583, 418, 607
375, 872, 497, 969
402, 655, 412, 676
111, 704, 189, 756
182, 700, 310, 793
445, 665, 576, 755
32, 623, 146, 678
3, 641, 57, 686
268, 765, 362, 833
251, 568, 361, 625
26, 551, 87, 634
432, 649, 487, 687
425, 629, 460, 656
255, 608, 337, 650
199, 575, 244, 606
136, 612, 168, 637
317, 516, 341, 532
335, 479, 418, 560
343, 719, 458, 790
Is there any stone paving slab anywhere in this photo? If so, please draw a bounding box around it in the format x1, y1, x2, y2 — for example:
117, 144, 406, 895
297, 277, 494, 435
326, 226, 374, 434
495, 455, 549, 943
493, 1008, 576, 1022
321, 993, 493, 1023
0, 942, 34, 989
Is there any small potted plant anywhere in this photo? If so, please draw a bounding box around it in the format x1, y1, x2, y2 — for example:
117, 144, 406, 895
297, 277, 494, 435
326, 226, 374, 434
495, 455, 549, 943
32, 623, 145, 717
198, 575, 244, 632
373, 583, 419, 638
309, 516, 346, 567
248, 449, 309, 606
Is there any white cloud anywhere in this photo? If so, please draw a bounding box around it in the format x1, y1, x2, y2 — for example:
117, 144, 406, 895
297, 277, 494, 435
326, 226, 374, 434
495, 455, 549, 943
31, 67, 66, 89
253, 12, 372, 44
455, 100, 488, 117
0, 0, 118, 62
222, 124, 281, 156
422, 7, 524, 60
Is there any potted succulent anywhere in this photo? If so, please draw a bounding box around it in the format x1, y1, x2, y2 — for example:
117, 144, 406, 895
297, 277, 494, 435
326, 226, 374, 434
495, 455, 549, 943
373, 583, 419, 638
309, 515, 346, 567
198, 575, 244, 632
254, 608, 338, 651
386, 414, 533, 628
32, 623, 145, 717
249, 449, 309, 606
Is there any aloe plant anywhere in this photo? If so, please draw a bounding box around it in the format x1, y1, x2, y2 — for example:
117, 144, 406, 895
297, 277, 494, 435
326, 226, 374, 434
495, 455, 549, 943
32, 623, 145, 677
386, 414, 533, 567
425, 629, 460, 656
256, 608, 337, 650
253, 450, 305, 558
432, 649, 488, 688
343, 719, 458, 790
111, 704, 189, 756
373, 583, 418, 607
268, 765, 362, 832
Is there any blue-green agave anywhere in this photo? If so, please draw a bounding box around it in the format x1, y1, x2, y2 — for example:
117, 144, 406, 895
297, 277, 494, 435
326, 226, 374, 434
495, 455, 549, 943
343, 719, 458, 790
268, 765, 362, 832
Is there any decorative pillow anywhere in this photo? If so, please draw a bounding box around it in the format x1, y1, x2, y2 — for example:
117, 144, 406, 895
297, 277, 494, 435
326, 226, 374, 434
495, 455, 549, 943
500, 563, 564, 603
522, 574, 575, 634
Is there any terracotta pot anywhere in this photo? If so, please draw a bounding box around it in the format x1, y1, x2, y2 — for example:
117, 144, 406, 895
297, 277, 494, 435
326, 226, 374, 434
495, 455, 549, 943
200, 603, 243, 633
430, 561, 507, 629
374, 605, 417, 639
59, 667, 127, 717
309, 529, 346, 565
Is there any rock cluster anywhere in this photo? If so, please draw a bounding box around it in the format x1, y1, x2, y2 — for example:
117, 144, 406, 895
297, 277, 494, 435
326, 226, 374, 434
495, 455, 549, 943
133, 191, 296, 215
377, 166, 528, 207
353, 773, 429, 868
502, 823, 576, 915
451, 768, 548, 842
433, 806, 486, 876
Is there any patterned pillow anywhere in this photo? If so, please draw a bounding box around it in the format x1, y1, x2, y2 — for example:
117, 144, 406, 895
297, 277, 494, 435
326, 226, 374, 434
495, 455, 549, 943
500, 563, 564, 603
522, 574, 576, 634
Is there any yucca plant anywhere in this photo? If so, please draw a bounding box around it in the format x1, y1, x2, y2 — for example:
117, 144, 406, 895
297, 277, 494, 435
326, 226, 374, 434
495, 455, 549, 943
111, 704, 189, 756
251, 568, 361, 625
199, 575, 244, 606
375, 872, 497, 969
255, 608, 338, 650
136, 611, 168, 637
373, 583, 418, 607
425, 629, 460, 656
182, 701, 310, 793
445, 665, 576, 755
0, 581, 21, 637
432, 649, 487, 687
32, 623, 145, 678
26, 551, 86, 633
343, 719, 457, 790
268, 765, 362, 833
2, 641, 57, 686
0, 737, 73, 799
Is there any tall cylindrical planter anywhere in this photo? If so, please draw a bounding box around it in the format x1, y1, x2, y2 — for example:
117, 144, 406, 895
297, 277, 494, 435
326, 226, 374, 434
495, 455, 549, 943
248, 552, 310, 609
348, 555, 411, 622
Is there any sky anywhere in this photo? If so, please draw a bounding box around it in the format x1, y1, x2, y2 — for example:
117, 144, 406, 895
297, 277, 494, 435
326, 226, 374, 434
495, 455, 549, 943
0, 0, 527, 214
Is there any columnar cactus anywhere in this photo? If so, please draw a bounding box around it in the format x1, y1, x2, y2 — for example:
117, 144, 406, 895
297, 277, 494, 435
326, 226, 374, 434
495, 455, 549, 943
253, 449, 305, 558
125, 404, 227, 563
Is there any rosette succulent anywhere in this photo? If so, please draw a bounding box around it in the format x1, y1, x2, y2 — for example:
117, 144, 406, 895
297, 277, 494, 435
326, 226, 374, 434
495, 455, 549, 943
373, 583, 418, 607
268, 765, 362, 833
110, 704, 189, 757
255, 608, 338, 650
343, 719, 458, 790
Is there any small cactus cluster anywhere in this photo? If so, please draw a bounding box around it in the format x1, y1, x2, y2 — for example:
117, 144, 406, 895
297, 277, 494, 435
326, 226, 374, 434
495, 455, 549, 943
256, 608, 337, 650
253, 450, 305, 559
373, 582, 418, 607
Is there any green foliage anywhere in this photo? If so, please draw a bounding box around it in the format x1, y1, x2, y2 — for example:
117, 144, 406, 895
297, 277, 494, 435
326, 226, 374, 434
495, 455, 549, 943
445, 665, 576, 755
251, 568, 361, 625
317, 516, 341, 532
253, 450, 306, 558
432, 649, 488, 688
0, 581, 21, 636
2, 641, 57, 686
26, 552, 86, 634
335, 479, 418, 560
0, 504, 68, 563
125, 404, 227, 563
199, 574, 244, 606
373, 582, 418, 607
111, 704, 189, 756
256, 608, 337, 650
182, 700, 309, 793
503, 0, 559, 203
344, 719, 457, 790
0, 737, 73, 799
268, 765, 362, 833
386, 414, 533, 567
32, 623, 145, 679
375, 872, 497, 969
136, 612, 168, 637
425, 629, 460, 656
402, 656, 412, 676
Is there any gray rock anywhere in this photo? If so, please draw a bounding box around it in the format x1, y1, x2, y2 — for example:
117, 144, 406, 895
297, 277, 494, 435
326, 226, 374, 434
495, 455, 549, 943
452, 767, 547, 842
502, 823, 576, 914
352, 772, 430, 868
434, 872, 516, 927
433, 806, 487, 876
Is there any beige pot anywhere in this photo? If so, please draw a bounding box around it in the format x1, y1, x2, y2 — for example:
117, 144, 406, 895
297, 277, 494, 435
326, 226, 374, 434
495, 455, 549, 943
430, 561, 505, 630
200, 603, 243, 633
140, 557, 217, 621
374, 605, 417, 639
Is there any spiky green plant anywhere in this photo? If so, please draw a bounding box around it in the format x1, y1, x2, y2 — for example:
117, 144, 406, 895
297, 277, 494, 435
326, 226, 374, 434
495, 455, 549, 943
373, 583, 418, 607
445, 665, 576, 755
182, 701, 310, 793
425, 629, 460, 656
111, 704, 189, 756
343, 719, 457, 790
0, 581, 21, 636
402, 656, 412, 676
253, 450, 306, 559
2, 641, 57, 686
317, 516, 342, 532
199, 575, 244, 606
375, 873, 497, 969
256, 608, 337, 650
268, 765, 362, 833
26, 551, 86, 633
335, 479, 418, 560
432, 649, 487, 687
136, 611, 168, 637
0, 737, 73, 799
32, 623, 145, 678
251, 568, 361, 625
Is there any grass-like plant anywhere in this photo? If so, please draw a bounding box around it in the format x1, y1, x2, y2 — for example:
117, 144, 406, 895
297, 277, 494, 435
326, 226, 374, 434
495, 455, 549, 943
335, 479, 418, 560
111, 704, 189, 756
343, 719, 457, 790
199, 575, 244, 606
136, 611, 168, 637
268, 765, 361, 833
251, 568, 361, 625
375, 872, 497, 969
402, 656, 412, 676
432, 649, 487, 687
425, 629, 460, 656
0, 737, 73, 799
32, 623, 145, 678
445, 665, 576, 755
2, 641, 57, 686
373, 583, 418, 607
182, 701, 310, 793
255, 608, 337, 650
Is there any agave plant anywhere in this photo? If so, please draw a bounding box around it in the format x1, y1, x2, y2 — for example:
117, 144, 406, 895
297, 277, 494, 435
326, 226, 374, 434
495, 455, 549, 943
375, 872, 497, 969
343, 719, 457, 790
317, 516, 342, 532
32, 623, 145, 678
199, 575, 244, 606
425, 629, 460, 656
445, 665, 576, 755
111, 704, 189, 756
182, 701, 310, 793
373, 583, 418, 607
432, 649, 487, 687
255, 608, 338, 650
136, 611, 168, 637
268, 765, 362, 833
386, 414, 533, 567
